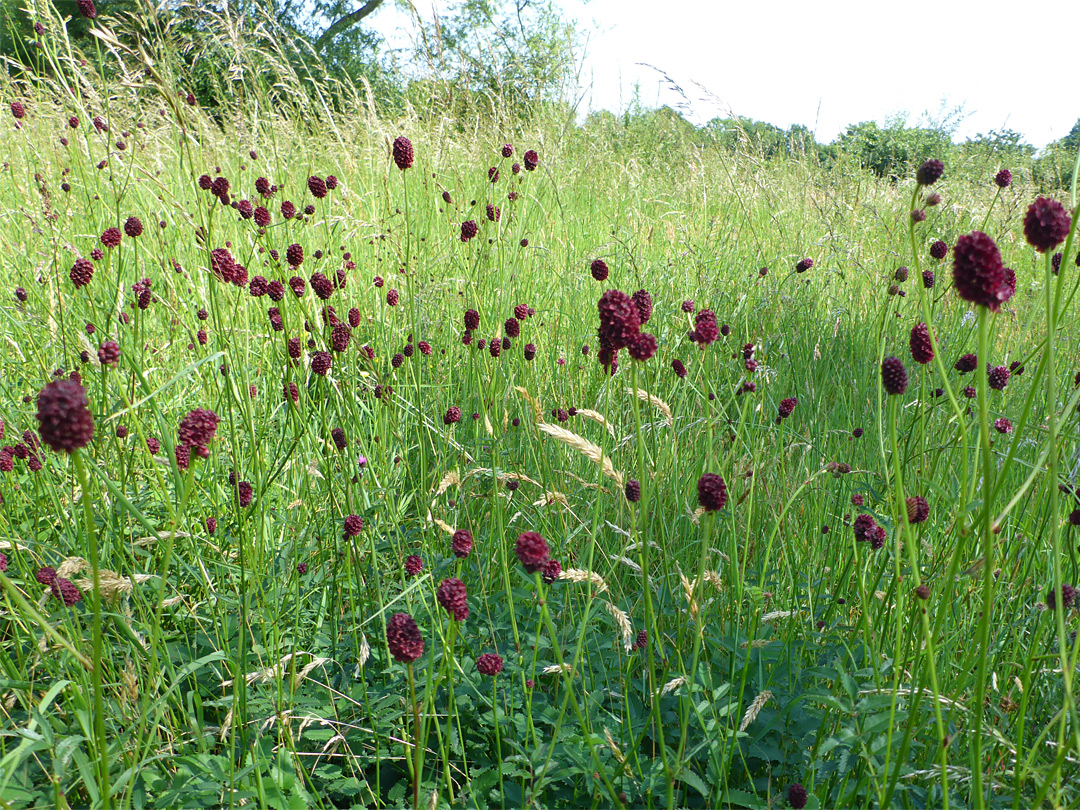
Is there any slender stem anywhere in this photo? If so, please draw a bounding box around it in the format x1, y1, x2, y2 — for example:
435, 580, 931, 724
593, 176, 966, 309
408, 661, 421, 810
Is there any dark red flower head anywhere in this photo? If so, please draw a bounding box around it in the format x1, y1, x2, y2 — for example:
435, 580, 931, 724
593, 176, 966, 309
628, 332, 657, 361
778, 397, 797, 419
444, 406, 462, 425
452, 529, 473, 558
76, 0, 97, 18
672, 358, 687, 378
437, 577, 469, 621
631, 289, 653, 324
692, 309, 719, 345
994, 168, 1012, 189
343, 514, 363, 537
36, 379, 94, 453
460, 220, 478, 242
1046, 584, 1076, 611
929, 240, 948, 260
404, 555, 423, 577
787, 782, 808, 809
307, 176, 327, 199
1023, 197, 1071, 253
916, 159, 944, 186
905, 496, 929, 524
51, 577, 83, 606
515, 531, 550, 573
881, 356, 908, 395
70, 258, 94, 288
697, 473, 727, 511
124, 216, 143, 237
386, 612, 424, 662
953, 231, 1009, 310
909, 322, 934, 364
178, 408, 219, 455
625, 479, 641, 503
988, 365, 1010, 391
100, 227, 122, 248
286, 243, 304, 267
795, 258, 813, 273
590, 259, 609, 281
477, 652, 504, 676
542, 558, 561, 584
392, 136, 414, 170
597, 289, 640, 351
311, 351, 332, 376
523, 150, 539, 171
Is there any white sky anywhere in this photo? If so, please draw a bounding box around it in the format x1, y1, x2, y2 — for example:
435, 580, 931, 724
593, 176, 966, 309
367, 0, 1080, 149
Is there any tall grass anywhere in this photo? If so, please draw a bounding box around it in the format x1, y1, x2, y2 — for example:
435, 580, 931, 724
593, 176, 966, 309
1, 2, 1079, 808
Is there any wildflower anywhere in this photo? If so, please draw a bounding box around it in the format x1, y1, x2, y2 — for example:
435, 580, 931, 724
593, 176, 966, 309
76, 0, 97, 18
795, 258, 813, 273
444, 407, 462, 425
625, 479, 641, 503
692, 309, 719, 345
628, 332, 657, 361
963, 385, 976, 398
853, 514, 878, 543
955, 353, 977, 373
36, 379, 94, 452
523, 343, 537, 361
787, 783, 808, 809
178, 408, 219, 457
515, 531, 550, 573
930, 240, 948, 260
100, 227, 122, 248
881, 356, 908, 395
988, 365, 1010, 391
297, 562, 307, 575
905, 496, 929, 524
909, 323, 934, 364
310, 351, 332, 376
922, 269, 935, 288
542, 558, 561, 583
597, 289, 640, 351
672, 358, 687, 378
995, 169, 1012, 188
953, 231, 1011, 310
1046, 583, 1076, 611
343, 514, 363, 537
697, 473, 727, 512
476, 653, 504, 676
10, 101, 25, 119
236, 481, 253, 507
460, 220, 478, 242
590, 259, 609, 281
386, 289, 399, 306
523, 149, 539, 171
386, 612, 424, 662
1024, 197, 1071, 253
286, 243, 304, 267
894, 266, 909, 282
51, 577, 82, 606
994, 417, 1013, 434
916, 159, 944, 186
392, 136, 414, 170
452, 529, 473, 558
307, 176, 327, 199
404, 555, 423, 577
437, 578, 469, 621
70, 258, 94, 288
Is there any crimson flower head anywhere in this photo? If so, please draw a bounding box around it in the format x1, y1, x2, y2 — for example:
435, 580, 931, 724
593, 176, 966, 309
404, 555, 423, 577
994, 168, 1012, 189
697, 473, 727, 512
1023, 197, 1071, 253
787, 783, 808, 809
909, 323, 934, 364
70, 258, 94, 288
929, 240, 948, 260
523, 150, 539, 171
36, 379, 94, 453
392, 136, 414, 170
76, 0, 97, 18
916, 159, 944, 186
953, 231, 1010, 310
343, 514, 363, 537
597, 289, 640, 351
437, 577, 469, 621
444, 406, 462, 425
590, 259, 609, 281
178, 408, 219, 456
452, 529, 473, 558
386, 612, 424, 663
795, 258, 813, 273
778, 397, 797, 419
631, 289, 653, 324
476, 653, 504, 676
515, 531, 550, 573
100, 227, 121, 248
881, 356, 908, 395
906, 496, 929, 524
460, 220, 478, 242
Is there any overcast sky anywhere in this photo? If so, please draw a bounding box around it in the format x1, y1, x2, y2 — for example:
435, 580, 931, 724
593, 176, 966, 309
368, 0, 1080, 149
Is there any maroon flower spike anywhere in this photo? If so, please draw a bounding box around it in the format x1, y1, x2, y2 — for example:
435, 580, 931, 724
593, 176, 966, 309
460, 220, 478, 242
311, 351, 332, 376
515, 531, 550, 573
631, 289, 653, 324
404, 555, 423, 577
628, 332, 657, 361
523, 343, 537, 361
1023, 197, 1071, 253
51, 577, 82, 606
994, 168, 1012, 189
504, 317, 520, 338
590, 259, 609, 281
325, 175, 338, 190
486, 203, 500, 222
36, 379, 94, 453
476, 653, 504, 676
70, 258, 94, 289
206, 516, 217, 535
963, 385, 976, 399
955, 353, 977, 373
625, 479, 641, 503
894, 266, 909, 282
311, 272, 333, 300
909, 323, 934, 364
0, 552, 6, 572
523, 150, 539, 171
386, 289, 399, 306
343, 514, 363, 537
10, 101, 25, 119
988, 365, 1010, 391
1046, 584, 1076, 611
994, 417, 1013, 434
386, 612, 424, 662
123, 216, 143, 238
929, 240, 948, 260
787, 782, 808, 810
953, 231, 1009, 310
36, 566, 57, 585
681, 300, 695, 313
906, 496, 929, 524
692, 309, 719, 345
922, 269, 935, 288
307, 176, 327, 199
254, 206, 271, 227
542, 558, 561, 584
437, 577, 469, 621
451, 529, 473, 558
697, 473, 727, 512
916, 159, 944, 186
597, 289, 640, 351
444, 406, 462, 425
178, 408, 219, 456
778, 397, 797, 419
795, 258, 813, 273
881, 356, 908, 395
672, 358, 687, 378
392, 136, 414, 170
852, 514, 877, 543
286, 243, 304, 267
100, 227, 122, 248
76, 0, 97, 18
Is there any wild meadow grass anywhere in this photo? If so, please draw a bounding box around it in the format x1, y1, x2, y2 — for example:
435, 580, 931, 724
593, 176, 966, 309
1, 3, 1080, 809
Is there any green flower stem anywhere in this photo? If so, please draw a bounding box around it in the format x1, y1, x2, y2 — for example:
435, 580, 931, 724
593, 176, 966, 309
72, 449, 109, 810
